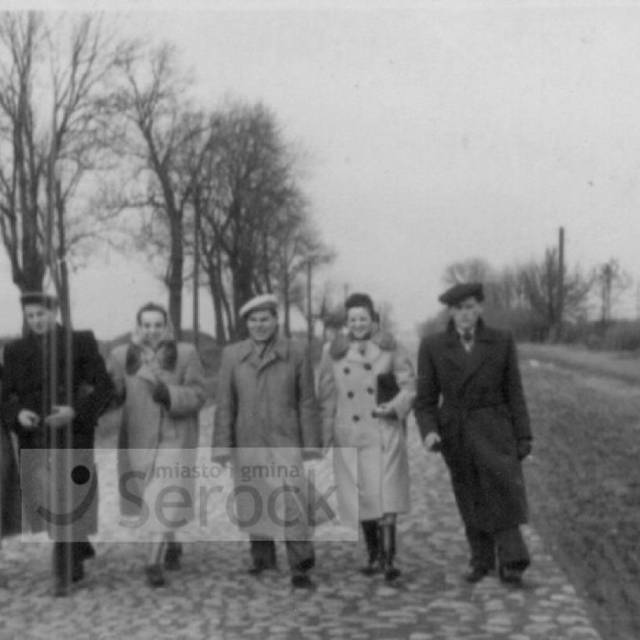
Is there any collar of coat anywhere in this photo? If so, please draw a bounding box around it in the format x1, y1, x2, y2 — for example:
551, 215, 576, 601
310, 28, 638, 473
328, 330, 397, 360
444, 317, 497, 345
237, 336, 292, 363
125, 339, 178, 374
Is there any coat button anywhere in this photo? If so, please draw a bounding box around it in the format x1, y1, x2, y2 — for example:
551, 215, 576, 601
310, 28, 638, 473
344, 367, 350, 374
371, 410, 377, 418
366, 387, 374, 395
347, 391, 354, 399
352, 415, 360, 422
363, 363, 372, 370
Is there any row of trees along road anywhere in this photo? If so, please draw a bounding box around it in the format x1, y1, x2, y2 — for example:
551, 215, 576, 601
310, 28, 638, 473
0, 12, 332, 342
424, 253, 631, 342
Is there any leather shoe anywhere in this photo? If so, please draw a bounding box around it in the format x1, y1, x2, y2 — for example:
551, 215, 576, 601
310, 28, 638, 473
53, 581, 71, 597
291, 573, 315, 589
72, 561, 84, 583
247, 560, 276, 576
145, 564, 166, 587
164, 542, 182, 571
499, 566, 524, 586
464, 566, 491, 583
359, 560, 380, 576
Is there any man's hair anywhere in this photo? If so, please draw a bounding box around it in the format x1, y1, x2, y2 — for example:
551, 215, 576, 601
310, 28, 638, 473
136, 302, 168, 326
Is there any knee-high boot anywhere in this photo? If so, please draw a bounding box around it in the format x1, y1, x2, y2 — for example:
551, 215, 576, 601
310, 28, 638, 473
379, 523, 401, 582
360, 520, 380, 575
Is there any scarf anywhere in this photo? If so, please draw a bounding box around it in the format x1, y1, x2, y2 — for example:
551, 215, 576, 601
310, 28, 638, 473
125, 322, 177, 375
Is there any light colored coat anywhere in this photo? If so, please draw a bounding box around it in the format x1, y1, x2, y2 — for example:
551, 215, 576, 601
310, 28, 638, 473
318, 338, 415, 524
212, 337, 322, 539
108, 342, 206, 530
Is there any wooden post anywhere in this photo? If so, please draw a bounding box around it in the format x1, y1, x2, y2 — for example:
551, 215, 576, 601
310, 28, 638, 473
557, 226, 565, 340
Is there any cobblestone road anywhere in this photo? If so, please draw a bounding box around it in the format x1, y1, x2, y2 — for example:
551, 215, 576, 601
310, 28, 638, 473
0, 410, 602, 640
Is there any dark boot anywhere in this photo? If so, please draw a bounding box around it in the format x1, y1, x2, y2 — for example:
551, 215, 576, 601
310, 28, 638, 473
52, 542, 83, 597
145, 564, 166, 587
77, 540, 96, 560
360, 520, 380, 575
379, 524, 401, 582
248, 538, 277, 575
164, 541, 183, 571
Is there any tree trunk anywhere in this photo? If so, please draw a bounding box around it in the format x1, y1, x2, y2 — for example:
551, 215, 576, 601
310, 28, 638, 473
167, 214, 184, 339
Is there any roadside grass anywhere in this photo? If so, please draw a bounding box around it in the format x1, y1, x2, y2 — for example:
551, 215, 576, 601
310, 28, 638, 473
519, 342, 640, 384
521, 357, 640, 640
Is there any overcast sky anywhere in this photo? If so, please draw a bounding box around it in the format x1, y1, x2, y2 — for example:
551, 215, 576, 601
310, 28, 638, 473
2, 1, 640, 338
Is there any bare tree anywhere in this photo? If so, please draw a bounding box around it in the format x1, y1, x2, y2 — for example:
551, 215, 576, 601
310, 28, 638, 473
593, 259, 632, 326
442, 257, 492, 286
0, 12, 129, 324
197, 101, 332, 341
111, 43, 209, 338
518, 248, 592, 339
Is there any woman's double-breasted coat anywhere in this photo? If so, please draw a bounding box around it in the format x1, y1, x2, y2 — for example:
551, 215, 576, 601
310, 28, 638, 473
318, 336, 415, 525
0, 364, 21, 539
414, 320, 531, 533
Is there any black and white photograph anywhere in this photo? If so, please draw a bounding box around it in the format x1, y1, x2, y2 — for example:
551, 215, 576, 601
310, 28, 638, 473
0, 1, 639, 639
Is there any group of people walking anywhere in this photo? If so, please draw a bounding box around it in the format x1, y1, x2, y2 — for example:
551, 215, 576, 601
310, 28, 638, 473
0, 282, 533, 597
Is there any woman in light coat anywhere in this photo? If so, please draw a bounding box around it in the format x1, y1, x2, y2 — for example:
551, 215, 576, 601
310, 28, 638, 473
319, 293, 415, 581
108, 302, 205, 587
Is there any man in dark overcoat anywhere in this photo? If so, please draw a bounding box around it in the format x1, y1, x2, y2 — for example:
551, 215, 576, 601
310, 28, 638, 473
0, 292, 113, 596
1, 363, 22, 562
414, 283, 532, 585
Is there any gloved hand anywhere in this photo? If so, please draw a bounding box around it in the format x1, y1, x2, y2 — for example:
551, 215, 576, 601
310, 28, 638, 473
152, 382, 171, 409
516, 438, 532, 461
18, 409, 40, 429
423, 431, 442, 453
44, 405, 76, 428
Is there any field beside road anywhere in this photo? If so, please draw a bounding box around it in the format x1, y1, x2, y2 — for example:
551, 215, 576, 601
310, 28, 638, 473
519, 344, 640, 640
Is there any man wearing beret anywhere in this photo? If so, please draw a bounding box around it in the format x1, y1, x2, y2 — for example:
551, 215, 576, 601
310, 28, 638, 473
414, 283, 532, 586
212, 294, 323, 589
0, 292, 114, 596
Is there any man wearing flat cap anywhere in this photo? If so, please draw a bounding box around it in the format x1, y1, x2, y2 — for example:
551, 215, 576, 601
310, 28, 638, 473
414, 282, 532, 586
1, 292, 113, 596
212, 293, 323, 589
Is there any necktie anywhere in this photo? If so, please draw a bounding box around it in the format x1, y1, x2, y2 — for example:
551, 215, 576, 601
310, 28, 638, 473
461, 330, 473, 352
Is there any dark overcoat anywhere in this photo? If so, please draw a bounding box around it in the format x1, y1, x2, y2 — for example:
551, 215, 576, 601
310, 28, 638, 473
0, 364, 21, 539
414, 320, 531, 532
0, 326, 113, 536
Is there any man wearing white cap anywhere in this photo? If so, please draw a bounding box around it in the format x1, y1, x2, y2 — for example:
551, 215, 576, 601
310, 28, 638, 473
212, 294, 323, 589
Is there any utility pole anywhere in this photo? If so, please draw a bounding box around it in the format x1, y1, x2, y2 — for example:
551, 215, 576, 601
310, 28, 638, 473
306, 258, 313, 345
557, 226, 565, 340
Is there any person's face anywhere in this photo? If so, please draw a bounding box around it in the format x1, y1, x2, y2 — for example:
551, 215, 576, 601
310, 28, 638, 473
138, 310, 167, 348
23, 304, 56, 335
450, 297, 482, 331
247, 309, 278, 343
347, 306, 374, 340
